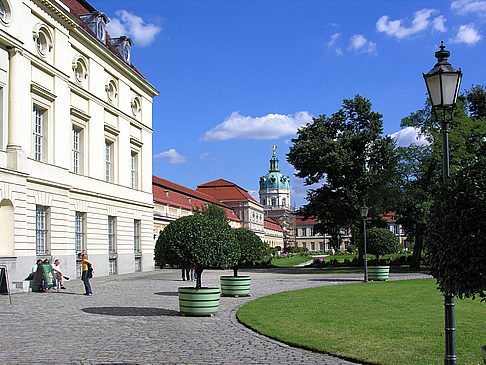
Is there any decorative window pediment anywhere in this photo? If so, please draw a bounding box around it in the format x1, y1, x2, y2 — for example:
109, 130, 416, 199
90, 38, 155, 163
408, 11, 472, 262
33, 23, 53, 57
79, 12, 109, 44
108, 36, 134, 63
72, 54, 89, 84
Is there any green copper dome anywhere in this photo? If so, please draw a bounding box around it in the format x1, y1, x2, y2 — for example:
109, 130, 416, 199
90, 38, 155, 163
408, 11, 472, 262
259, 151, 290, 191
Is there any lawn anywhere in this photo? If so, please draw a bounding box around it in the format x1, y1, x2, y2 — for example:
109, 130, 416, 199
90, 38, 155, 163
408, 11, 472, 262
237, 279, 485, 364
271, 255, 312, 267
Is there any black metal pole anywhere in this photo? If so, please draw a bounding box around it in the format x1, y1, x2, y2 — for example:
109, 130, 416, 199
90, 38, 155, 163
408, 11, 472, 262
441, 114, 457, 365
363, 218, 368, 283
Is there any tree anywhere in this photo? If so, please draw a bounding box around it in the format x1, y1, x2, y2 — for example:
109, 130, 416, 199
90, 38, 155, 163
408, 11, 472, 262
232, 228, 267, 276
287, 95, 399, 255
366, 227, 401, 264
154, 214, 240, 289
395, 86, 486, 269
425, 142, 486, 301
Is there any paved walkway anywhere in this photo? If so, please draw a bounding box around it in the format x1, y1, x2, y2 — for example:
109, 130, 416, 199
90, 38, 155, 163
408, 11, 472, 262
0, 268, 430, 364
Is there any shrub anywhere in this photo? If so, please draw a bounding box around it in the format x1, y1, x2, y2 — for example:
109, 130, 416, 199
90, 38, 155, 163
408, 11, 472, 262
346, 244, 355, 254
233, 228, 267, 276
366, 227, 400, 264
155, 214, 239, 289
426, 149, 486, 301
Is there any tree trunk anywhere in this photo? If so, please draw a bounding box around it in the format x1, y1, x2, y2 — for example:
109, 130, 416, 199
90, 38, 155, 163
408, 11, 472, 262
233, 267, 238, 277
195, 268, 203, 289
410, 228, 424, 270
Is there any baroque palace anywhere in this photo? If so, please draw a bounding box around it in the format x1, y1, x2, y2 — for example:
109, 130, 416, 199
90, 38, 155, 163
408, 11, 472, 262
0, 0, 157, 283
0, 0, 406, 288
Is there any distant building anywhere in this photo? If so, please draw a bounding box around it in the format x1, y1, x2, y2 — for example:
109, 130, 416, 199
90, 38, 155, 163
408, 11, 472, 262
153, 175, 241, 236
294, 216, 351, 252
0, 0, 158, 283
259, 146, 295, 248
381, 212, 410, 250
264, 217, 284, 248
197, 179, 265, 240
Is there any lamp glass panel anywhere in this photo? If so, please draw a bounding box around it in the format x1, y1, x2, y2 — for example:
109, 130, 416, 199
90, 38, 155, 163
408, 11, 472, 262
441, 73, 460, 106
425, 74, 441, 107
360, 206, 369, 218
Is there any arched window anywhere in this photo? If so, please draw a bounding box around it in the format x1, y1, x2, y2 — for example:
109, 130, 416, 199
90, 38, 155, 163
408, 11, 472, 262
0, 0, 12, 25
33, 23, 53, 58
72, 55, 89, 84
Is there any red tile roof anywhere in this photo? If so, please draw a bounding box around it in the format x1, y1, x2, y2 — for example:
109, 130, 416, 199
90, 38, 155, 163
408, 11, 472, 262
196, 179, 261, 205
380, 212, 397, 223
264, 217, 283, 232
59, 0, 147, 80
295, 216, 319, 224
152, 175, 240, 222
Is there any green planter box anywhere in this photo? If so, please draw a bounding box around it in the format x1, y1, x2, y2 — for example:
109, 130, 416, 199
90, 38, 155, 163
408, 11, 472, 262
368, 266, 390, 281
220, 276, 251, 297
178, 287, 221, 316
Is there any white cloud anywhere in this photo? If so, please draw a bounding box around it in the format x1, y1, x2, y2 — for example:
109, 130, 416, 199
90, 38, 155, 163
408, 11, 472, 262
202, 111, 313, 142
451, 0, 486, 17
153, 149, 187, 164
107, 10, 161, 47
433, 16, 447, 32
199, 152, 215, 160
348, 34, 377, 54
449, 24, 482, 45
335, 48, 343, 56
248, 190, 260, 202
376, 9, 445, 39
390, 127, 429, 147
326, 32, 341, 47
291, 176, 323, 200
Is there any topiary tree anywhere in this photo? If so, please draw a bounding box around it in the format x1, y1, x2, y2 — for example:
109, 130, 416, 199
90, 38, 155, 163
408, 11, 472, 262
232, 228, 267, 276
426, 144, 486, 301
155, 214, 240, 289
366, 227, 400, 264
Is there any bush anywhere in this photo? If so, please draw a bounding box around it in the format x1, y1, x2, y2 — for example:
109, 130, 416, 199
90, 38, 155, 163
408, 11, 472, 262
426, 149, 486, 301
346, 244, 355, 254
366, 227, 400, 264
155, 214, 239, 288
233, 228, 267, 276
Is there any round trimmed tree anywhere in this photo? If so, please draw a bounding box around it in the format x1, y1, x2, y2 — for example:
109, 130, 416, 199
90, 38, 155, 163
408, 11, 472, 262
426, 147, 486, 301
155, 214, 240, 289
366, 227, 400, 264
232, 228, 267, 276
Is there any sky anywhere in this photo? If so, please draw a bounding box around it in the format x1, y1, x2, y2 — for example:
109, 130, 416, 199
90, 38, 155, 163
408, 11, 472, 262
92, 0, 485, 208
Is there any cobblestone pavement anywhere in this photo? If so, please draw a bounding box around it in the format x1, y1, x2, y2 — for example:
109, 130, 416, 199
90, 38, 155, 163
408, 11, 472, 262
0, 268, 430, 364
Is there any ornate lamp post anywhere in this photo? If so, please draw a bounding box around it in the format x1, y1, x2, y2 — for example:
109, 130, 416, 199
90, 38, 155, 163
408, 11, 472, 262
423, 41, 462, 365
360, 204, 369, 283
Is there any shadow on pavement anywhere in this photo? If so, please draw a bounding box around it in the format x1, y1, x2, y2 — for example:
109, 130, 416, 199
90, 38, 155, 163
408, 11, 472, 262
307, 278, 363, 282
82, 306, 179, 317
154, 291, 178, 296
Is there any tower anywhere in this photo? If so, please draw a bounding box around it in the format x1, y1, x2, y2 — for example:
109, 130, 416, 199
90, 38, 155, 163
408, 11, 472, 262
259, 145, 295, 248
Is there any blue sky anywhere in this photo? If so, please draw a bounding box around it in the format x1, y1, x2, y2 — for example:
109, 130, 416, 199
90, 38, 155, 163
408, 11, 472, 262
94, 0, 485, 208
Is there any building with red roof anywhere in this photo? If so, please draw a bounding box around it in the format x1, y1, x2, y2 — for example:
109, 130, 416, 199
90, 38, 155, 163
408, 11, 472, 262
197, 179, 266, 240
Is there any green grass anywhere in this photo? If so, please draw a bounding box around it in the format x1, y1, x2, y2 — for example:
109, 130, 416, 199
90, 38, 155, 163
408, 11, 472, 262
271, 255, 312, 267
237, 279, 485, 364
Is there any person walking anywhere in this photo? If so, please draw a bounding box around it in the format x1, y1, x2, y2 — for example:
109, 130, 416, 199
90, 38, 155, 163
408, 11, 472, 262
78, 253, 93, 295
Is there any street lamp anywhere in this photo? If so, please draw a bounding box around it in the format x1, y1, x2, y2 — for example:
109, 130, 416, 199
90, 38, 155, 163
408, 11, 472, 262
423, 41, 462, 365
360, 204, 369, 283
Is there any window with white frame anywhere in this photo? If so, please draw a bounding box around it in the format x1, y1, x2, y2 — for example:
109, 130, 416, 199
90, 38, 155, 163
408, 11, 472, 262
33, 23, 53, 58
36, 205, 48, 254
75, 212, 85, 253
72, 126, 84, 173
301, 228, 307, 237
134, 219, 141, 253
130, 151, 138, 189
105, 139, 113, 182
72, 55, 88, 85
32, 105, 47, 161
108, 216, 116, 253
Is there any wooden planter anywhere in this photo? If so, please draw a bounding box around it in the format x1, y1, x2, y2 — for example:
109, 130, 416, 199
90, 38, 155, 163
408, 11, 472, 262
368, 266, 390, 281
178, 287, 221, 316
220, 276, 251, 297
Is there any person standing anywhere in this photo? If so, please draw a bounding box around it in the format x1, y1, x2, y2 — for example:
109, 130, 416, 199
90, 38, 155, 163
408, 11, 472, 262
77, 253, 93, 295
51, 259, 66, 289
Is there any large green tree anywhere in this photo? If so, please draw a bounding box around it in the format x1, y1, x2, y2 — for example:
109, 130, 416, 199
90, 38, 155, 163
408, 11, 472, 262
232, 228, 267, 276
395, 86, 486, 269
287, 95, 398, 252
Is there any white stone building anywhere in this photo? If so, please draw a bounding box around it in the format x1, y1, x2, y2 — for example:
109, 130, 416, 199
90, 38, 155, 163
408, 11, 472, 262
0, 0, 158, 283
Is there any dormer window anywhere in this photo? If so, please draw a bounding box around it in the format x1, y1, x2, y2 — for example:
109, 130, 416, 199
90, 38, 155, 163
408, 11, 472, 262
108, 36, 134, 63
79, 12, 109, 44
